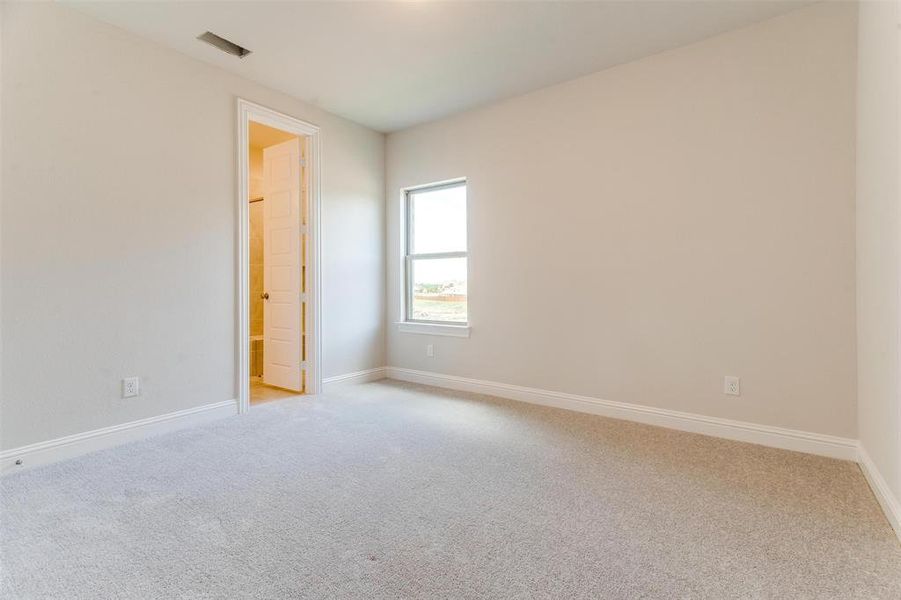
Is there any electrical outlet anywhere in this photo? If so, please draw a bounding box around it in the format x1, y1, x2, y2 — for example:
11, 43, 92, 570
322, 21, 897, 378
122, 377, 140, 398
426, 344, 435, 358
724, 376, 740, 396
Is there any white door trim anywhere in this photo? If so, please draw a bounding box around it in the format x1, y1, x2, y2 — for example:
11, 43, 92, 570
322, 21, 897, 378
237, 99, 322, 413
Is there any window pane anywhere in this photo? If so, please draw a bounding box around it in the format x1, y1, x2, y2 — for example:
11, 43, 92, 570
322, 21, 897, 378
410, 184, 466, 254
410, 257, 467, 323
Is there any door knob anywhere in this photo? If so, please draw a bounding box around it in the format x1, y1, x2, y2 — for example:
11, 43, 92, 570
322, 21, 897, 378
261, 292, 270, 300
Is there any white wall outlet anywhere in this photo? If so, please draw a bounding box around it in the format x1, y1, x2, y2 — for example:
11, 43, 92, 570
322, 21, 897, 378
426, 343, 435, 358
724, 376, 740, 396
122, 377, 140, 398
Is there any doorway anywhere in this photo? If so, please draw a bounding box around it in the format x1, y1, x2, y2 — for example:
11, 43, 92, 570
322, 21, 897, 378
237, 100, 321, 412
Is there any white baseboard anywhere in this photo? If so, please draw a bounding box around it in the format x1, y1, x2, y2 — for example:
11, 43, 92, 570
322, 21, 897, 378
391, 365, 899, 539
858, 445, 901, 543
386, 367, 858, 461
3, 370, 896, 541
322, 367, 387, 388
3, 364, 392, 473
0, 399, 238, 474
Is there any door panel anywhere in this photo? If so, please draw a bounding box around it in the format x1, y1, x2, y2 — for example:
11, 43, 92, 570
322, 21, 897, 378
262, 137, 303, 392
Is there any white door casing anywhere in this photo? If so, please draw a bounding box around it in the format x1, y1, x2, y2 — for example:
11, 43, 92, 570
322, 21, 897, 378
237, 98, 321, 414
262, 137, 304, 391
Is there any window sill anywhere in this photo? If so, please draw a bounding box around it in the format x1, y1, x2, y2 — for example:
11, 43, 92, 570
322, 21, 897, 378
396, 322, 471, 338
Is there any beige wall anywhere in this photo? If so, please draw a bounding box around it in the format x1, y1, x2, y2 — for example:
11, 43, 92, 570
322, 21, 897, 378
386, 2, 858, 437
249, 146, 264, 338
0, 3, 4, 428
249, 200, 264, 338
248, 144, 266, 339
0, 3, 386, 449
856, 0, 901, 499
249, 145, 264, 201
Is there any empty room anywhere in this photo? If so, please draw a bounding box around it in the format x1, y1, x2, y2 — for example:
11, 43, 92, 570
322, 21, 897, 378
2, 1, 900, 598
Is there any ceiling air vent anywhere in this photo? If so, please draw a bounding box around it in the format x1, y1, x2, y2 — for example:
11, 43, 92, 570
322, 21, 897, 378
197, 31, 251, 58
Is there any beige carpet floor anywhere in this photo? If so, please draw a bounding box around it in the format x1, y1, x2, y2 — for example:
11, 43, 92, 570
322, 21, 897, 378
2, 380, 900, 598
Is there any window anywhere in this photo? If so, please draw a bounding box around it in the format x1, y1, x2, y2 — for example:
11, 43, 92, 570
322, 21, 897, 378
404, 181, 468, 328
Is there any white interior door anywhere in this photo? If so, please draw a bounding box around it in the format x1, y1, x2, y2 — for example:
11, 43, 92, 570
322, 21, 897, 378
262, 137, 304, 391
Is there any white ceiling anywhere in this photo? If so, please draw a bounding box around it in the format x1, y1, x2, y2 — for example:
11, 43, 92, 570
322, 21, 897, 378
68, 1, 812, 132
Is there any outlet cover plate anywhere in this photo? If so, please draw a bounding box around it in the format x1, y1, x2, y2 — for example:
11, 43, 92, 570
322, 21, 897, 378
724, 376, 740, 396
122, 377, 140, 398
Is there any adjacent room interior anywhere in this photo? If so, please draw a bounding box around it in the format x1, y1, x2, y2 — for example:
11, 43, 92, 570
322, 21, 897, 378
2, 1, 901, 598
247, 120, 308, 405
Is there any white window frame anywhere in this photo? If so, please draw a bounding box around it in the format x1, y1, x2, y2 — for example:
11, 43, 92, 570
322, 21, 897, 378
399, 179, 470, 337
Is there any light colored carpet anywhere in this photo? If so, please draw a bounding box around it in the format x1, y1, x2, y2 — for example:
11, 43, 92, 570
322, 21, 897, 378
2, 380, 900, 599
